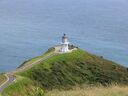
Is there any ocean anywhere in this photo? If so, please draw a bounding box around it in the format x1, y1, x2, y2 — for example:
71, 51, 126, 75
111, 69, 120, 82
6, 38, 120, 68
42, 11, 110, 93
0, 0, 128, 72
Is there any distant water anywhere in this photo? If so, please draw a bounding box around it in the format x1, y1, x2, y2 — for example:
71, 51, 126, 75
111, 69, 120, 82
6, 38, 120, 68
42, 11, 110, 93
0, 0, 128, 72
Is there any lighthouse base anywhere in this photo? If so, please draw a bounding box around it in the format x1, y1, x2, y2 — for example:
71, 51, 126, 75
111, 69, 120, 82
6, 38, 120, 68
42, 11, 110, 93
53, 45, 77, 54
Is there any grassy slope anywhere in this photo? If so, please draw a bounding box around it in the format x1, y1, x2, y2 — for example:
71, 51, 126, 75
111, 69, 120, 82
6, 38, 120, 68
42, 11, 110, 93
46, 85, 128, 96
1, 47, 55, 96
19, 49, 128, 89
2, 76, 44, 96
2, 48, 128, 96
0, 74, 6, 86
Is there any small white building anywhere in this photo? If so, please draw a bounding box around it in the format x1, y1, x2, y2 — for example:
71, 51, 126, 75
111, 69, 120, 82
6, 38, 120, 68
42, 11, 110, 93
60, 34, 69, 52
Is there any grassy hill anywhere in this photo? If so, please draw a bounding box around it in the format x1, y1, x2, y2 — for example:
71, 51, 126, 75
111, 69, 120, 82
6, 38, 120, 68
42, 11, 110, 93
19, 49, 128, 89
1, 48, 128, 96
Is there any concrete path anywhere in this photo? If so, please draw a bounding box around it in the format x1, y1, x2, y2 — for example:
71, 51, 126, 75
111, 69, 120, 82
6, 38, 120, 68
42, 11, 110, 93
0, 48, 58, 93
13, 52, 56, 74
0, 74, 14, 93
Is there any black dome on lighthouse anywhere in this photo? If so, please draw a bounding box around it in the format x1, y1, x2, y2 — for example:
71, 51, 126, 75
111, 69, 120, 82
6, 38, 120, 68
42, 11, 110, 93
62, 34, 68, 39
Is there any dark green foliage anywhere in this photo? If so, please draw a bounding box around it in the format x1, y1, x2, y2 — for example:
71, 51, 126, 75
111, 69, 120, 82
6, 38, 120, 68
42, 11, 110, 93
20, 49, 128, 90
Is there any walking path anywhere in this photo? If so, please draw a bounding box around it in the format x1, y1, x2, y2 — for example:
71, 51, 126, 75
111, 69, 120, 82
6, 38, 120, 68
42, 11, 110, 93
0, 45, 76, 93
0, 74, 14, 93
0, 47, 58, 93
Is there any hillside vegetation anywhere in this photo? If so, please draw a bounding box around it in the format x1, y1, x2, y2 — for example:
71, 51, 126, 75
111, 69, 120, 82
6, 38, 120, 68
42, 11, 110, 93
19, 49, 128, 89
1, 48, 128, 96
46, 85, 128, 96
2, 76, 44, 96
0, 74, 6, 86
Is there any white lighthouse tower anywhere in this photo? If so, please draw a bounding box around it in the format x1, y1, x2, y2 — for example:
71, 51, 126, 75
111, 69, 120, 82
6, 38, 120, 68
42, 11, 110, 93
60, 34, 69, 52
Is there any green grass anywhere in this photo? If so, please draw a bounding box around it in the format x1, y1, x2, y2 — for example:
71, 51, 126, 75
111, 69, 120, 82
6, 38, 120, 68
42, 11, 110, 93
2, 76, 44, 96
2, 48, 128, 95
0, 73, 6, 86
19, 49, 128, 90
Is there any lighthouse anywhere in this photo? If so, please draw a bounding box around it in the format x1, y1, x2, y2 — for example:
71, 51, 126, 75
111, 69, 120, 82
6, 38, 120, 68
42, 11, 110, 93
60, 34, 69, 52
